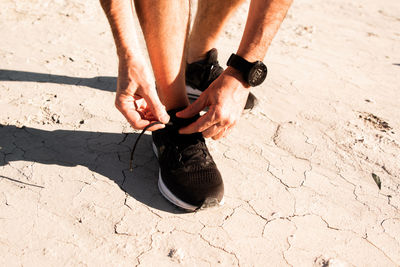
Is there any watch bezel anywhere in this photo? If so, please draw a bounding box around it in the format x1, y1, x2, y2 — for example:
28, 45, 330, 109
247, 61, 268, 87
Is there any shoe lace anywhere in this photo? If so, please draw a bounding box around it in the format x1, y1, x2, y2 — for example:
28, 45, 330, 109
174, 140, 207, 166
129, 121, 165, 171
129, 121, 208, 171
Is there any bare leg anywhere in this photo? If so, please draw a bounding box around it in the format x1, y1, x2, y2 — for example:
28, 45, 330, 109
134, 0, 190, 111
187, 0, 247, 63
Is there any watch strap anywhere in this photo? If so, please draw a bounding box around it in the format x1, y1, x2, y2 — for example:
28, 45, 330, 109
226, 54, 253, 76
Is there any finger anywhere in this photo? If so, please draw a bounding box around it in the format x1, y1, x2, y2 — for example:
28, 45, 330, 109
125, 115, 165, 131
212, 125, 232, 140
202, 124, 221, 139
222, 125, 233, 138
176, 96, 205, 119
179, 110, 217, 134
115, 92, 166, 131
143, 88, 170, 124
122, 109, 165, 131
144, 122, 166, 131
212, 130, 225, 140
115, 99, 152, 130
121, 108, 150, 129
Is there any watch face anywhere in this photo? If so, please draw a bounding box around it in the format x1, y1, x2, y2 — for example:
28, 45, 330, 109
248, 61, 267, 87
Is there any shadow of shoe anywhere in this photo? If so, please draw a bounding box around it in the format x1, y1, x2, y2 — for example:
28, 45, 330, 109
0, 124, 184, 214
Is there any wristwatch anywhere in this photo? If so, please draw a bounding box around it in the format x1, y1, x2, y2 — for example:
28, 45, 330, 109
227, 53, 268, 87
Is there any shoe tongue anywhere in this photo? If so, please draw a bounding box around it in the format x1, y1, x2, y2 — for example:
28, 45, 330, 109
165, 108, 203, 143
167, 108, 200, 129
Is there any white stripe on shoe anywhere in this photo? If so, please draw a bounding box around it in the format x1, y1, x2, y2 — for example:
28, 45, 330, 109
157, 171, 198, 211
152, 142, 198, 211
152, 142, 224, 211
186, 85, 202, 98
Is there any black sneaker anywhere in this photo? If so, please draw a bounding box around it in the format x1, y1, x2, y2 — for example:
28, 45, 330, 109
152, 109, 224, 211
185, 48, 258, 110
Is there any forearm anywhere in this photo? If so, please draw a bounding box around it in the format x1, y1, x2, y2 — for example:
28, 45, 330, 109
100, 0, 140, 60
237, 0, 292, 62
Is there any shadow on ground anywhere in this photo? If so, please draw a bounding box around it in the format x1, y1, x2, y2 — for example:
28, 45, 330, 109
0, 124, 184, 214
0, 69, 117, 92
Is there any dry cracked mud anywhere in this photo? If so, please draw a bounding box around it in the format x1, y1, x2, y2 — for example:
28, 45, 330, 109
1, 0, 399, 266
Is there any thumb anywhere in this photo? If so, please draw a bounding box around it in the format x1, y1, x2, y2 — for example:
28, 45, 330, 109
176, 97, 205, 118
143, 88, 170, 124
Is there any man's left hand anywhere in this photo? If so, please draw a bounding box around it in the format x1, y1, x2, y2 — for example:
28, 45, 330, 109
176, 67, 250, 140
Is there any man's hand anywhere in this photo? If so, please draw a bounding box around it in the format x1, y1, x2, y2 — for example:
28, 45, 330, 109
176, 67, 249, 140
100, 0, 169, 130
116, 56, 170, 131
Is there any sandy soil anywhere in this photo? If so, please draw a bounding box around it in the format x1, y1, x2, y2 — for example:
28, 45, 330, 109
1, 0, 399, 266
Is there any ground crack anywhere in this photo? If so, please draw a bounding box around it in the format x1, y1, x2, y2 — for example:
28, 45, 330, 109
198, 232, 240, 266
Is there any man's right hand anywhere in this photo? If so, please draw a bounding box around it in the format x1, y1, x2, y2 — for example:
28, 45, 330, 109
115, 56, 170, 131
99, 0, 169, 130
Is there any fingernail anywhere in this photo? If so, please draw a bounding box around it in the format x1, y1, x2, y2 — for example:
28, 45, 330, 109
161, 114, 170, 123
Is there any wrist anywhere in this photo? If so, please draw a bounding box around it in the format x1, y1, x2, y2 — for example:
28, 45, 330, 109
224, 67, 251, 89
117, 51, 148, 68
235, 50, 265, 64
117, 46, 137, 61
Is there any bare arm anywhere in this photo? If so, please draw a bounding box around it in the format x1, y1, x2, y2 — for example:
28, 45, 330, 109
178, 0, 292, 139
237, 0, 293, 62
100, 0, 139, 59
100, 0, 169, 129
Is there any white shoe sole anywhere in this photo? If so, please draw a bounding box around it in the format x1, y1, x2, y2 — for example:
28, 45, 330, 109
152, 142, 224, 211
186, 85, 202, 100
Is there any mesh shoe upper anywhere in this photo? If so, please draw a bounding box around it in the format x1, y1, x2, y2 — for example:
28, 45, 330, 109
152, 109, 224, 208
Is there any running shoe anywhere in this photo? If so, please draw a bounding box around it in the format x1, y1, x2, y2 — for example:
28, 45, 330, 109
152, 108, 224, 211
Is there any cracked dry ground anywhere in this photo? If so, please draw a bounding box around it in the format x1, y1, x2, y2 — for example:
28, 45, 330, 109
1, 0, 400, 266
